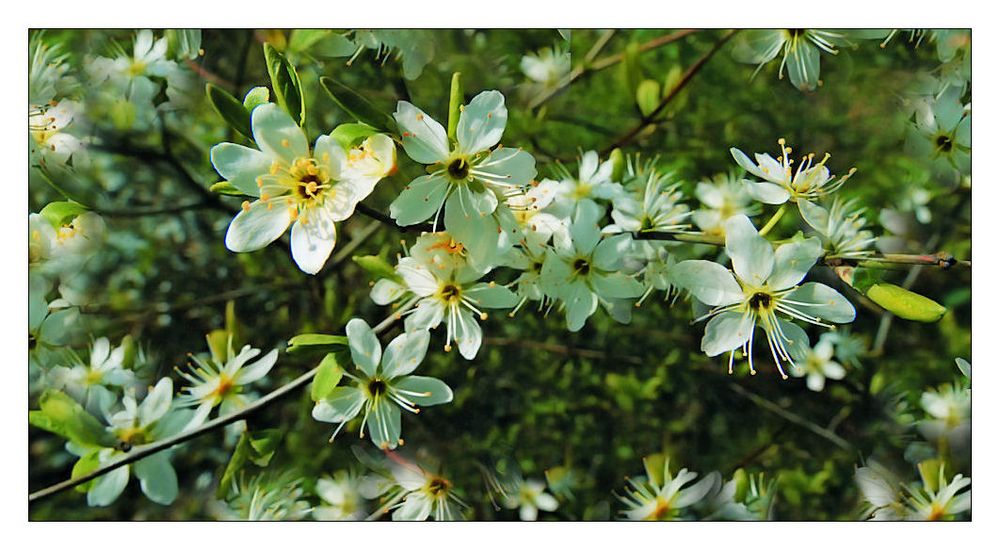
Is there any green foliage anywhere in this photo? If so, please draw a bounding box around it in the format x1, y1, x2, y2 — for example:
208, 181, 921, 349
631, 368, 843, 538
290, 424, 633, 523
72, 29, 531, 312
263, 43, 305, 127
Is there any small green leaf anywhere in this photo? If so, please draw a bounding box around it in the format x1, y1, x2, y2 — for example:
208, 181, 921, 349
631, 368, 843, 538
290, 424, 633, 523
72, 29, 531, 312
286, 333, 349, 354
243, 86, 270, 114
311, 353, 344, 401
621, 42, 642, 95
71, 451, 102, 493
866, 283, 947, 323
206, 83, 252, 139
635, 79, 661, 117
447, 72, 463, 142
246, 429, 283, 467
319, 76, 395, 131
608, 148, 625, 183
209, 181, 253, 197
217, 432, 251, 499
39, 201, 87, 228
263, 43, 306, 127
353, 254, 401, 283
205, 329, 230, 364
330, 122, 378, 151
918, 459, 943, 493
31, 390, 114, 448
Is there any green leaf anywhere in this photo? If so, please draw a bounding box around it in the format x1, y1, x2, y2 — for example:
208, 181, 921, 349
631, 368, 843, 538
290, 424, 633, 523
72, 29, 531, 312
205, 329, 230, 364
447, 72, 463, 142
311, 353, 344, 401
608, 148, 625, 183
329, 122, 378, 151
243, 86, 270, 114
353, 254, 401, 283
30, 390, 114, 448
216, 429, 284, 499
206, 83, 252, 140
319, 76, 395, 131
866, 283, 947, 323
71, 451, 102, 493
286, 333, 349, 354
246, 429, 283, 467
621, 42, 642, 96
39, 201, 87, 228
209, 181, 253, 197
635, 79, 661, 117
288, 29, 330, 53
165, 29, 202, 60
263, 43, 306, 127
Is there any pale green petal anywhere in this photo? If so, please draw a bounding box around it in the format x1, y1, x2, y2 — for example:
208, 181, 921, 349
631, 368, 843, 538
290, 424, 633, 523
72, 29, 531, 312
457, 90, 507, 154
591, 272, 644, 299
371, 278, 406, 305
787, 42, 821, 91
233, 349, 278, 385
725, 215, 774, 287
404, 299, 444, 331
251, 103, 308, 163
592, 234, 632, 271
139, 377, 173, 426
312, 386, 365, 423
397, 257, 439, 297
563, 281, 598, 332
366, 398, 401, 449
569, 203, 603, 254
444, 186, 500, 268
393, 375, 453, 406
394, 101, 449, 164
730, 148, 767, 180
313, 135, 346, 180
346, 318, 381, 377
671, 260, 743, 307
702, 311, 754, 357
225, 200, 293, 252
473, 148, 536, 188
210, 143, 271, 195
775, 318, 810, 361
87, 464, 129, 507
453, 307, 483, 360
674, 474, 717, 508
133, 452, 179, 505
389, 173, 449, 226
381, 330, 430, 378
731, 30, 786, 64
768, 237, 822, 291
465, 283, 519, 309
797, 199, 830, 233
745, 180, 791, 204
784, 282, 856, 323
393, 493, 432, 521
290, 214, 336, 275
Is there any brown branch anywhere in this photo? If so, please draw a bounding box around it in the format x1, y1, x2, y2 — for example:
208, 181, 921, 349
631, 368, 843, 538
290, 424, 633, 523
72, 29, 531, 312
600, 30, 736, 155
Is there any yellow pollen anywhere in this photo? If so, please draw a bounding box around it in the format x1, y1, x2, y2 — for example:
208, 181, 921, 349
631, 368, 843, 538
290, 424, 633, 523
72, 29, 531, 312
444, 344, 452, 352
289, 208, 298, 220
479, 312, 488, 320
281, 138, 290, 147
260, 192, 270, 201
241, 201, 251, 212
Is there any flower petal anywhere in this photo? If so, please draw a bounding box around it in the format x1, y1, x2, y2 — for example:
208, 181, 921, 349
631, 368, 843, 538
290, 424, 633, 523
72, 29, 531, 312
465, 283, 519, 309
563, 281, 598, 332
210, 143, 272, 195
745, 180, 791, 204
457, 90, 507, 154
366, 398, 401, 450
225, 200, 293, 252
474, 147, 536, 189
139, 377, 173, 426
701, 311, 754, 357
394, 101, 449, 164
784, 282, 856, 323
87, 464, 129, 507
381, 330, 430, 378
312, 386, 365, 423
133, 452, 179, 505
251, 103, 308, 163
233, 349, 278, 385
393, 375, 453, 406
290, 214, 337, 275
389, 173, 450, 227
346, 318, 381, 377
768, 237, 823, 290
725, 215, 774, 287
670, 260, 744, 307
453, 307, 483, 360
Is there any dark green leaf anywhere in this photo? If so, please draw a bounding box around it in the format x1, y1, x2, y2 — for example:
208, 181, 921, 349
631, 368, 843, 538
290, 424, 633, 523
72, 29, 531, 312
311, 353, 344, 401
286, 333, 349, 354
206, 83, 252, 139
263, 43, 306, 127
353, 254, 401, 283
319, 76, 395, 131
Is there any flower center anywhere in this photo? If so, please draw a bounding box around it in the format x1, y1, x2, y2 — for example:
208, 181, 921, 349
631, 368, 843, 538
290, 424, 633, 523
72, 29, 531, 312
935, 134, 954, 153
439, 283, 462, 303
787, 29, 806, 40
427, 477, 451, 496
447, 157, 470, 181
367, 379, 387, 398
115, 427, 148, 451
748, 291, 773, 311
573, 258, 591, 276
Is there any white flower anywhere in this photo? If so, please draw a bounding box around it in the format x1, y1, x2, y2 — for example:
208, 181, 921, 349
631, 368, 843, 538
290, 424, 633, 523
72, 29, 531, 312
176, 341, 279, 432
617, 455, 717, 521
671, 215, 855, 378
32, 211, 106, 279
731, 139, 856, 213
390, 90, 536, 269
88, 29, 174, 90
855, 461, 905, 521
520, 45, 571, 86
48, 337, 134, 414
314, 471, 367, 520
212, 103, 392, 274
395, 257, 518, 360
606, 169, 689, 234
29, 100, 84, 167
917, 382, 970, 447
503, 478, 559, 521
692, 172, 761, 237
799, 197, 877, 259
791, 334, 846, 391
547, 151, 623, 220
905, 466, 971, 521
360, 459, 467, 521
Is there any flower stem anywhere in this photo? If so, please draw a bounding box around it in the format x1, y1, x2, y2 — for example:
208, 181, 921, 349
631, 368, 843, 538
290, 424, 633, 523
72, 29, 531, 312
757, 204, 787, 237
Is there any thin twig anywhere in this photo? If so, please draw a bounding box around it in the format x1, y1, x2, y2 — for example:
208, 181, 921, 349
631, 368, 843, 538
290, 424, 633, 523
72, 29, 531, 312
600, 30, 736, 155
728, 383, 853, 451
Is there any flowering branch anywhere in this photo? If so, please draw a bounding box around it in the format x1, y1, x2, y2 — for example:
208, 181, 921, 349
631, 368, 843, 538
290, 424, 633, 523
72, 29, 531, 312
29, 311, 400, 504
